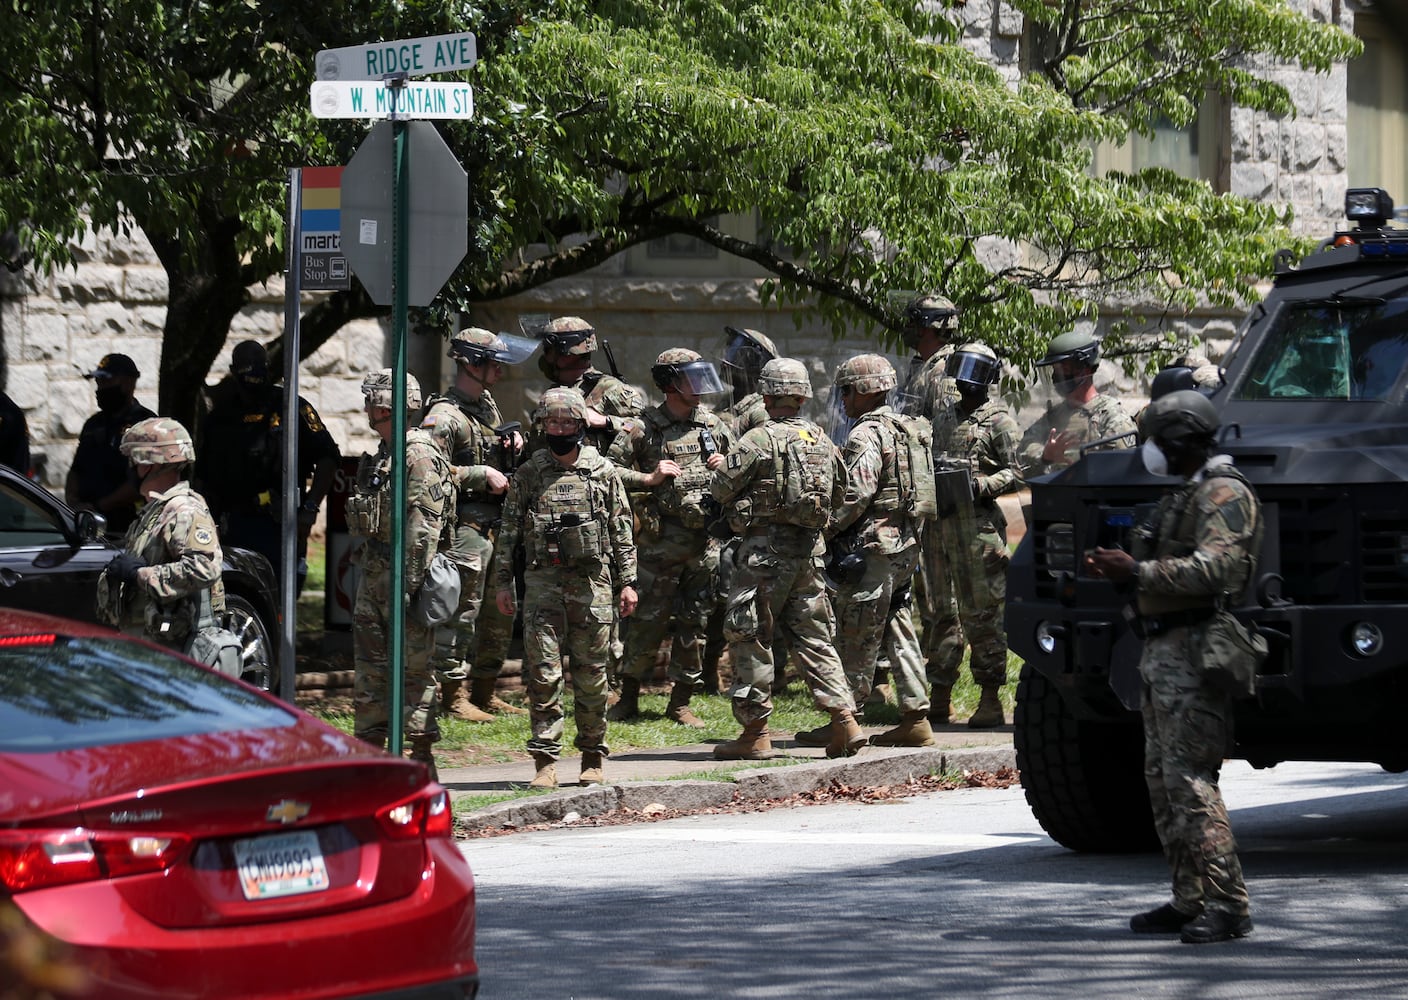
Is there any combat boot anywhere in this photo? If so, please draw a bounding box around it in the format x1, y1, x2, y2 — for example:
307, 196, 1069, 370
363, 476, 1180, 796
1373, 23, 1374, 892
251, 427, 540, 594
968, 686, 1005, 728
1180, 910, 1253, 944
471, 676, 527, 716
665, 683, 706, 728
579, 751, 605, 786
928, 682, 953, 726
529, 753, 557, 789
793, 720, 833, 747
870, 710, 937, 747
606, 676, 641, 721
713, 719, 774, 760
442, 679, 494, 723
408, 737, 439, 783
825, 708, 868, 759
358, 732, 387, 751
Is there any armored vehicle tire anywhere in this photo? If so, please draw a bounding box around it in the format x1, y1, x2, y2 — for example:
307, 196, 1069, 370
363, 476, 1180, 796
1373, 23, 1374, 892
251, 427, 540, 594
1014, 662, 1159, 853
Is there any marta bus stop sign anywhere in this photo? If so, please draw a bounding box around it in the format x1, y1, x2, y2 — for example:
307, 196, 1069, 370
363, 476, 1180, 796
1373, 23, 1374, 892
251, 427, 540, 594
339, 120, 468, 307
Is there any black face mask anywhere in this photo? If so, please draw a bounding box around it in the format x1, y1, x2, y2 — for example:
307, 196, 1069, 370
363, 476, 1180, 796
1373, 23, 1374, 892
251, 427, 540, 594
95, 384, 127, 413
545, 431, 581, 456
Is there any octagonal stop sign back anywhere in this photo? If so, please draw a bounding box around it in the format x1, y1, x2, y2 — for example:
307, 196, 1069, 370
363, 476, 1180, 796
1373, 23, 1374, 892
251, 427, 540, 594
339, 120, 468, 306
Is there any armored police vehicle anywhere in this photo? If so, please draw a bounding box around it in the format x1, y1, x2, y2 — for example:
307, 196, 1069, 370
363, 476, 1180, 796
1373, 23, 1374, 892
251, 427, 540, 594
1007, 188, 1408, 851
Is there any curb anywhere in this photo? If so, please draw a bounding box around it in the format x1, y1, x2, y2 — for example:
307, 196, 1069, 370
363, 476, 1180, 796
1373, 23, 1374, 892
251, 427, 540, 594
458, 744, 1016, 833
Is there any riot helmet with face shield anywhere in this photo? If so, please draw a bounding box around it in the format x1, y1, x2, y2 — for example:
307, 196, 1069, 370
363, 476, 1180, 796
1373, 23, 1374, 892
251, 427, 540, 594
946, 342, 1001, 394
652, 348, 726, 397
722, 326, 778, 399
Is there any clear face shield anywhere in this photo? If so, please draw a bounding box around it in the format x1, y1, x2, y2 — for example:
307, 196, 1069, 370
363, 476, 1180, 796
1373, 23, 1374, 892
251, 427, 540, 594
671, 360, 727, 396
722, 331, 769, 394
824, 384, 855, 446
489, 332, 540, 365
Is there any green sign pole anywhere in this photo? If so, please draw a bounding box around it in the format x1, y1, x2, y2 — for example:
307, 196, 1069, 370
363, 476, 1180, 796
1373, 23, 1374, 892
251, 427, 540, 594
387, 80, 410, 756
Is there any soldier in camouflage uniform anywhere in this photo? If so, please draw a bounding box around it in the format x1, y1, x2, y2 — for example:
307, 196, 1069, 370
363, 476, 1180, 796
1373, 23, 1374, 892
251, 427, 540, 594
419, 328, 536, 723
1019, 329, 1137, 475
899, 294, 961, 420
928, 343, 1023, 727
709, 358, 864, 761
347, 370, 456, 778
607, 349, 732, 728
494, 387, 638, 789
796, 355, 935, 749
528, 316, 644, 454
1086, 390, 1261, 945
97, 418, 225, 649
900, 295, 964, 707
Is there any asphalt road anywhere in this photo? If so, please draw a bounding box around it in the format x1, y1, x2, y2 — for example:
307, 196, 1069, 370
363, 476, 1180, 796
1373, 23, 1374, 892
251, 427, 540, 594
461, 759, 1408, 999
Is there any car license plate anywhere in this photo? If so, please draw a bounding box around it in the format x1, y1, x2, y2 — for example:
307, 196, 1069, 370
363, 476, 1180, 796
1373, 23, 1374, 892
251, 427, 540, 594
232, 830, 330, 900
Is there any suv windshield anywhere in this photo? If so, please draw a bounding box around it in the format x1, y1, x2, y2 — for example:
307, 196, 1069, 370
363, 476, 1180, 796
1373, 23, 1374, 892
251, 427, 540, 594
1236, 300, 1408, 402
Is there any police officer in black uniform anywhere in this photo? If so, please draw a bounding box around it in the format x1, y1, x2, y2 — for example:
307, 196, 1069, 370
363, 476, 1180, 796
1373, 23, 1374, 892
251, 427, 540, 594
194, 341, 340, 592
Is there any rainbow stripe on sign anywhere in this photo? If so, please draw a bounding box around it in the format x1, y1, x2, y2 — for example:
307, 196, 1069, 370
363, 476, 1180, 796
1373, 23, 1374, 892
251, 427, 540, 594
300, 167, 342, 249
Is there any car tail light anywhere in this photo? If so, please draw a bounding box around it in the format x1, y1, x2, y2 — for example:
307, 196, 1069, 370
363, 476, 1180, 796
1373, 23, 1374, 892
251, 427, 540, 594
374, 788, 453, 841
0, 828, 191, 892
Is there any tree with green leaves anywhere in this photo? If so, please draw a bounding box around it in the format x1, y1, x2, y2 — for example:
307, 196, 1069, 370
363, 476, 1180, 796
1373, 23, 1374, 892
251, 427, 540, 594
0, 1, 1359, 426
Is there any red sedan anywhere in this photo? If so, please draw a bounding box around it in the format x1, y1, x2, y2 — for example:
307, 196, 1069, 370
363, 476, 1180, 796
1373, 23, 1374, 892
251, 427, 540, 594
0, 610, 477, 999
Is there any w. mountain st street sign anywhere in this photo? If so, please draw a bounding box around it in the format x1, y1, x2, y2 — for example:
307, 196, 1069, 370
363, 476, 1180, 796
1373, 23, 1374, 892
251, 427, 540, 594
339, 121, 468, 307
315, 32, 477, 81
309, 80, 474, 120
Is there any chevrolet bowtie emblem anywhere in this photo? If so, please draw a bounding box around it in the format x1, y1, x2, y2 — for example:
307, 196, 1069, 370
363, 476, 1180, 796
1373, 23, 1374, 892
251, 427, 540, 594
266, 799, 311, 825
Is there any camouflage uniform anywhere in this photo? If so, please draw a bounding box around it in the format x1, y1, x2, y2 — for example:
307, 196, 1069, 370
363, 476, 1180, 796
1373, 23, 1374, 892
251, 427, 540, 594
1018, 393, 1137, 474
1131, 453, 1261, 929
494, 424, 636, 763
347, 373, 455, 749
825, 358, 931, 718
97, 419, 225, 649
609, 389, 733, 697
900, 348, 959, 419
927, 396, 1022, 688
709, 363, 856, 744
420, 384, 516, 689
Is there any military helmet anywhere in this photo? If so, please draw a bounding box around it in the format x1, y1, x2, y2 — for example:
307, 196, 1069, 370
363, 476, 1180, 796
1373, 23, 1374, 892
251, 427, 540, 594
946, 342, 1002, 389
835, 354, 898, 395
536, 385, 588, 423
541, 316, 597, 355
1037, 330, 1101, 369
722, 326, 779, 382
120, 417, 195, 466
1143, 389, 1220, 444
361, 368, 422, 410
651, 348, 726, 395
449, 328, 507, 366
903, 294, 960, 334
757, 357, 813, 399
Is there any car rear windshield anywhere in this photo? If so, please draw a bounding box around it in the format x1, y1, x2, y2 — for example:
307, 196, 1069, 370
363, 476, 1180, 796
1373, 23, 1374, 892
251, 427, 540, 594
0, 633, 296, 751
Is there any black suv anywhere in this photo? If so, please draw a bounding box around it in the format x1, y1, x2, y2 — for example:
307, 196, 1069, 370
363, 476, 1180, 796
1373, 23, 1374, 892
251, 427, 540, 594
1007, 187, 1408, 851
0, 466, 282, 695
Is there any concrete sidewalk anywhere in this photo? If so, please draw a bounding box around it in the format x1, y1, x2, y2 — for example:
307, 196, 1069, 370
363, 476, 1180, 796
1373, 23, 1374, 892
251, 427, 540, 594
446, 724, 1017, 834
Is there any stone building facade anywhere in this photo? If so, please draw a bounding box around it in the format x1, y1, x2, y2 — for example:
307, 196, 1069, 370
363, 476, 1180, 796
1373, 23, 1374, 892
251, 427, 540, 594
0, 0, 1389, 490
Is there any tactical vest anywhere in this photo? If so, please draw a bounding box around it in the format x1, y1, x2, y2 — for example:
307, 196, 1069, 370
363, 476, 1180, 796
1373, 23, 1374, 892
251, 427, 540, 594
1134, 464, 1262, 616
854, 410, 937, 520
344, 437, 455, 543
751, 420, 834, 529
645, 408, 717, 527
525, 450, 611, 570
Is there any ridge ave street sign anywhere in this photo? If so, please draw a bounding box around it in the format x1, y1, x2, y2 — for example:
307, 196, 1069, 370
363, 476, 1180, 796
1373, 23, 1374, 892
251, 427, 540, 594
339, 121, 468, 307
310, 80, 474, 120
315, 32, 476, 81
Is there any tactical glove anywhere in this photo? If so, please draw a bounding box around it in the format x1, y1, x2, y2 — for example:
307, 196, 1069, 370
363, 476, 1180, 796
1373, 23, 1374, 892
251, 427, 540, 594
106, 551, 148, 585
